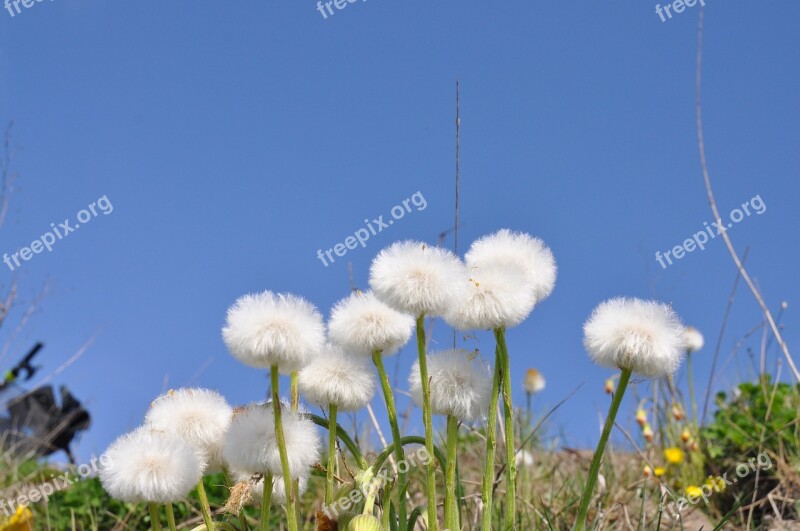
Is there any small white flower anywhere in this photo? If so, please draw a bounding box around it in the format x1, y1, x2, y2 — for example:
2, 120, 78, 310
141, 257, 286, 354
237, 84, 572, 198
328, 291, 414, 356
583, 298, 685, 378
222, 291, 325, 373
684, 326, 704, 353
409, 350, 492, 421
523, 369, 546, 395
516, 449, 535, 468
145, 388, 232, 473
99, 427, 203, 503
465, 229, 557, 303
369, 241, 467, 317
444, 264, 536, 330
298, 344, 376, 411
222, 403, 320, 478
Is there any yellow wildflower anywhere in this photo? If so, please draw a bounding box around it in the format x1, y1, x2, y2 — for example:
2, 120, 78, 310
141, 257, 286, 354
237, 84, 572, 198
664, 447, 685, 464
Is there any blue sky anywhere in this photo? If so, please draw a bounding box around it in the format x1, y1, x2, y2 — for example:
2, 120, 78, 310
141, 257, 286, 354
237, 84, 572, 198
1, 1, 798, 462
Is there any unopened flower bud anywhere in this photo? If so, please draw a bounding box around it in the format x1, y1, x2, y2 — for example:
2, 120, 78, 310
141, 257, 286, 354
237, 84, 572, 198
347, 514, 382, 531
642, 423, 654, 443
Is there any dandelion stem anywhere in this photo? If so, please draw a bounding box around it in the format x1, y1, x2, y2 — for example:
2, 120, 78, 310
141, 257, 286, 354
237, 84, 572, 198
165, 503, 177, 531
326, 403, 338, 505
416, 315, 439, 531
444, 415, 459, 531
686, 352, 697, 426
149, 503, 161, 531
496, 327, 517, 530
575, 367, 632, 531
480, 344, 502, 531
271, 365, 299, 531
196, 479, 216, 531
260, 472, 273, 531
289, 370, 301, 529
372, 350, 407, 529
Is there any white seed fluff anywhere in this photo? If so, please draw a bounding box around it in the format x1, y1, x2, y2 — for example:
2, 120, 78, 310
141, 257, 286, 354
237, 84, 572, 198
444, 264, 537, 330
369, 241, 467, 318
409, 350, 492, 421
684, 326, 704, 353
222, 291, 325, 373
145, 388, 232, 473
222, 403, 320, 478
583, 298, 685, 378
328, 290, 414, 356
298, 343, 376, 411
465, 229, 557, 303
99, 427, 203, 503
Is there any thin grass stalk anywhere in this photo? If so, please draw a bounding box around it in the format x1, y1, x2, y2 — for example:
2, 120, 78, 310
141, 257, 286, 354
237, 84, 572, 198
260, 472, 273, 531
444, 415, 459, 531
270, 366, 299, 531
326, 403, 338, 505
574, 368, 633, 531
149, 503, 162, 531
480, 345, 502, 531
196, 479, 216, 531
416, 315, 439, 531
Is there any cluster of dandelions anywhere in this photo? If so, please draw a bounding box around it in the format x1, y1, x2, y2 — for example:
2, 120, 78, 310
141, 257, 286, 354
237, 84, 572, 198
97, 228, 693, 531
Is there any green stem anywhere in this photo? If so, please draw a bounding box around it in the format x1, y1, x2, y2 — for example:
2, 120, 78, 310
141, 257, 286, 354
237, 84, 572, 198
149, 503, 162, 531
290, 371, 301, 529
260, 472, 273, 531
480, 345, 502, 531
326, 403, 338, 505
372, 350, 407, 530
416, 315, 439, 531
271, 366, 299, 531
196, 479, 216, 531
444, 415, 459, 531
165, 503, 177, 531
686, 351, 697, 427
574, 368, 632, 531
496, 328, 516, 531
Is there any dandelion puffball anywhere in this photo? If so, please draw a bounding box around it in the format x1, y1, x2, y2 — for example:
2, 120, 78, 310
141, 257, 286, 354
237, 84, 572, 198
684, 326, 704, 353
523, 369, 546, 394
222, 403, 320, 478
328, 291, 414, 356
444, 264, 536, 330
99, 427, 203, 503
465, 229, 557, 303
298, 344, 376, 411
583, 297, 685, 378
222, 291, 325, 373
145, 388, 232, 473
409, 350, 492, 421
369, 241, 467, 317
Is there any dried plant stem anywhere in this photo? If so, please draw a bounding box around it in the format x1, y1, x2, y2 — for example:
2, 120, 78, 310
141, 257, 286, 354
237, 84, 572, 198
416, 315, 439, 531
270, 366, 298, 531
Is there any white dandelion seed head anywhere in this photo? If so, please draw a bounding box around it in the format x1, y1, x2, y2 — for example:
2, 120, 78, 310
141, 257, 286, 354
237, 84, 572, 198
222, 291, 325, 373
465, 229, 557, 303
99, 427, 203, 503
583, 298, 686, 378
298, 343, 376, 411
222, 403, 321, 478
444, 264, 537, 330
523, 369, 546, 394
409, 350, 493, 421
328, 291, 414, 356
369, 241, 467, 317
683, 326, 704, 353
145, 388, 232, 474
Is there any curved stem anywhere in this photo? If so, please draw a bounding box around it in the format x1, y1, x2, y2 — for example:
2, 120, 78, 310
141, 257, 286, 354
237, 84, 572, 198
149, 503, 162, 531
367, 435, 446, 478
309, 414, 367, 469
496, 328, 516, 530
260, 472, 273, 531
416, 315, 439, 531
271, 366, 299, 531
574, 368, 632, 531
326, 404, 338, 505
443, 415, 459, 531
481, 348, 502, 531
196, 480, 216, 531
165, 503, 177, 531
372, 350, 407, 530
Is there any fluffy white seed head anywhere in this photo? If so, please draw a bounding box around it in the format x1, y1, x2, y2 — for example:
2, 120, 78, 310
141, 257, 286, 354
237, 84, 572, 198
444, 264, 537, 330
684, 326, 704, 353
465, 229, 557, 303
523, 369, 546, 394
583, 298, 685, 378
369, 241, 467, 317
222, 403, 320, 477
298, 344, 376, 411
328, 291, 414, 356
409, 350, 492, 421
99, 427, 203, 503
222, 291, 325, 373
145, 388, 232, 473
